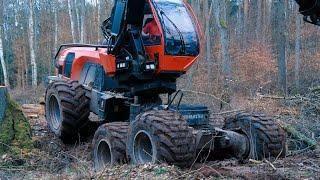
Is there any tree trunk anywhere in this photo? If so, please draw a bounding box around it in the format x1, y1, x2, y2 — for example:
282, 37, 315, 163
243, 0, 249, 49
0, 0, 8, 87
97, 0, 101, 42
294, 5, 302, 92
68, 0, 76, 42
256, 0, 262, 42
54, 2, 58, 51
272, 0, 287, 96
0, 86, 7, 121
236, 1, 244, 45
80, 0, 86, 43
28, 0, 37, 87
196, 0, 201, 17
214, 0, 232, 80
75, 0, 81, 40
205, 1, 214, 81
213, 0, 232, 110
0, 30, 8, 87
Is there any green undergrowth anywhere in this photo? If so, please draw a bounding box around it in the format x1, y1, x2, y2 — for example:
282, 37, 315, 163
0, 97, 33, 155
283, 125, 317, 150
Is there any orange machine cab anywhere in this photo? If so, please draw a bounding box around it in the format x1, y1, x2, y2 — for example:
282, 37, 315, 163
56, 0, 201, 82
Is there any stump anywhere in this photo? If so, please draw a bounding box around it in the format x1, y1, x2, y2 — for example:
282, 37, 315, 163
0, 86, 33, 154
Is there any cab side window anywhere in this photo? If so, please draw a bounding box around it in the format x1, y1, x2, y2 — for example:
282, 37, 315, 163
141, 4, 161, 46
64, 53, 75, 78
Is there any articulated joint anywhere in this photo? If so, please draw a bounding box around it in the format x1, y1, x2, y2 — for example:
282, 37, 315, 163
195, 128, 250, 159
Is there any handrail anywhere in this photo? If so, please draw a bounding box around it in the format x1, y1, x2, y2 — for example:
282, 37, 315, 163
167, 90, 184, 110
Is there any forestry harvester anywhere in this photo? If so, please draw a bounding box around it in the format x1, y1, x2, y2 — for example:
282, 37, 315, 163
45, 0, 291, 170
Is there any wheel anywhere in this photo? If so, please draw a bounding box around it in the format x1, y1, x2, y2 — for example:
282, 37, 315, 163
45, 80, 90, 143
79, 120, 102, 139
310, 14, 320, 25
224, 113, 287, 160
127, 110, 196, 167
92, 122, 129, 171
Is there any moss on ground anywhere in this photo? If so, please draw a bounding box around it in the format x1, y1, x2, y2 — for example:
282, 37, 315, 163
0, 97, 33, 155
283, 124, 317, 150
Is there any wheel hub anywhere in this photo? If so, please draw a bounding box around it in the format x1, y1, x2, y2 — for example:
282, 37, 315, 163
133, 130, 154, 164
48, 95, 61, 130
96, 139, 112, 169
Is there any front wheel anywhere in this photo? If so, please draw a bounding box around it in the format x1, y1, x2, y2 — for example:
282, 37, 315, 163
127, 110, 196, 167
45, 80, 90, 143
224, 113, 287, 160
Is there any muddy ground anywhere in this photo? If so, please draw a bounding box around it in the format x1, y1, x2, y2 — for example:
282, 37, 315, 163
0, 87, 319, 179
0, 110, 319, 180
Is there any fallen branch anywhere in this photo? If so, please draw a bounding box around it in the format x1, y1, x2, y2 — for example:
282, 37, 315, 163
181, 89, 230, 105
249, 159, 262, 164
211, 109, 245, 115
264, 159, 277, 171
176, 167, 206, 179
255, 94, 297, 100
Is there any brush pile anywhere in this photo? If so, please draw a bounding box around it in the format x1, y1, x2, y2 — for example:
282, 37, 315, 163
298, 86, 320, 118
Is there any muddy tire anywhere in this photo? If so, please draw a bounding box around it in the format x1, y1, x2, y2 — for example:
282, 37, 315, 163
79, 120, 102, 140
127, 110, 196, 167
93, 122, 129, 171
224, 113, 286, 160
45, 80, 90, 143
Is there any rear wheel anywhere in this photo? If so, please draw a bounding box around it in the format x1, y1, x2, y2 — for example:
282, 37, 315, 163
93, 122, 129, 171
224, 113, 287, 160
127, 110, 196, 167
45, 80, 90, 143
310, 14, 320, 25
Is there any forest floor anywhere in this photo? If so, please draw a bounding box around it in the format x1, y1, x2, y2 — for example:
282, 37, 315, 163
0, 88, 319, 179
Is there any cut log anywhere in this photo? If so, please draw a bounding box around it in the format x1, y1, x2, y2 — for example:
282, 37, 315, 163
26, 114, 39, 119
21, 104, 44, 116
38, 95, 45, 105
22, 104, 42, 109
22, 108, 41, 114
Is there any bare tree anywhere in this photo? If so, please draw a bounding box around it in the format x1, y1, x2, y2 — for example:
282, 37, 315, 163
80, 0, 86, 43
204, 1, 214, 81
213, 0, 232, 109
97, 0, 101, 24
272, 0, 287, 95
53, 0, 59, 50
0, 0, 8, 86
295, 5, 302, 92
75, 0, 81, 40
68, 0, 76, 42
97, 0, 101, 42
256, 0, 262, 41
214, 0, 232, 80
28, 0, 37, 86
0, 28, 8, 87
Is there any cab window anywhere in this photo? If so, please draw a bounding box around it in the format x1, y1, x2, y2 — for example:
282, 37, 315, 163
142, 4, 161, 46
153, 0, 200, 56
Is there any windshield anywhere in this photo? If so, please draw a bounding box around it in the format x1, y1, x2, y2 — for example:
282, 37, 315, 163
153, 0, 200, 56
